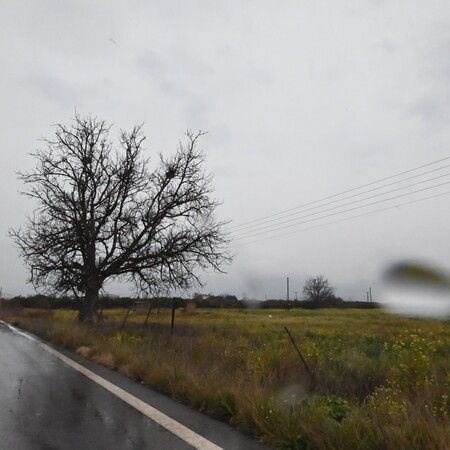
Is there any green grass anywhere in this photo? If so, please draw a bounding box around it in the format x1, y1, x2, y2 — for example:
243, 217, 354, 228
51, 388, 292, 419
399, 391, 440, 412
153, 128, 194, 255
2, 306, 449, 449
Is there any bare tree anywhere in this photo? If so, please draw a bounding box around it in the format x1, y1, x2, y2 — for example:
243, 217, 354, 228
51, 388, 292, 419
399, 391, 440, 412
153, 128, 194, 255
10, 114, 231, 321
302, 275, 335, 302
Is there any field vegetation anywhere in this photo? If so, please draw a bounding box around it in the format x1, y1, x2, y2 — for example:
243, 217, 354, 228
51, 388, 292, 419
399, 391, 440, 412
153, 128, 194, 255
2, 306, 449, 449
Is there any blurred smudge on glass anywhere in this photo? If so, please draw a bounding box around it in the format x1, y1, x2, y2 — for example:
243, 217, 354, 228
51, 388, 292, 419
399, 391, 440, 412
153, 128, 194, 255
276, 383, 309, 407
381, 261, 450, 318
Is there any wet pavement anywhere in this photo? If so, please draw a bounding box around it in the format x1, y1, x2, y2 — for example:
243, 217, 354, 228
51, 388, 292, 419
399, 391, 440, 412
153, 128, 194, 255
0, 322, 267, 450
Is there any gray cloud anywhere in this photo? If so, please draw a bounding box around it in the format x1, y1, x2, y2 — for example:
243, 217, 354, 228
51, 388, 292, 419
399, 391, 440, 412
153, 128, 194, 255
26, 74, 81, 106
2, 1, 450, 300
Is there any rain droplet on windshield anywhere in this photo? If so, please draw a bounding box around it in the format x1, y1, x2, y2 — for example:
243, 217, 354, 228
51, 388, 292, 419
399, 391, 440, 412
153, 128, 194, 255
381, 261, 450, 318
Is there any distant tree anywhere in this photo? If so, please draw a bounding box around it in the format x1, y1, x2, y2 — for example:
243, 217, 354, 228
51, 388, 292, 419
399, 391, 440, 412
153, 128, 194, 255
11, 114, 231, 322
302, 275, 335, 303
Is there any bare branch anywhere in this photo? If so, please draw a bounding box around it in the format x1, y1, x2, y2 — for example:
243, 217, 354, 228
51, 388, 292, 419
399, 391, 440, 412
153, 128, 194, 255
302, 275, 335, 302
10, 114, 231, 321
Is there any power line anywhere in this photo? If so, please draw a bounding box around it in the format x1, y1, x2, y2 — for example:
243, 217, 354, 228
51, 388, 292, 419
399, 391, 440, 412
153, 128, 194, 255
227, 156, 450, 232
231, 189, 450, 248
230, 163, 450, 234
232, 181, 450, 242
232, 172, 450, 239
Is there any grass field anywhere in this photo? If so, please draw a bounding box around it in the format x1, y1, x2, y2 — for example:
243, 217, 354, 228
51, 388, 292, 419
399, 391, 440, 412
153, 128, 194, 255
3, 306, 450, 449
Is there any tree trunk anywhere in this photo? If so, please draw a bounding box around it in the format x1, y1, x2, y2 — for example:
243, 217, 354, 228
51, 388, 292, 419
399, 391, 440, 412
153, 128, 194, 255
78, 284, 101, 322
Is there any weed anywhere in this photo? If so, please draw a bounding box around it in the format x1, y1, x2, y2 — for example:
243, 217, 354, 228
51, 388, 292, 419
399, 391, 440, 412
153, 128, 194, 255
5, 307, 450, 449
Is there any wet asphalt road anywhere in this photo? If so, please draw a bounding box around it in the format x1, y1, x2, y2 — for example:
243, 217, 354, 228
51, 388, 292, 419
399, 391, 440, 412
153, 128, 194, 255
0, 322, 268, 450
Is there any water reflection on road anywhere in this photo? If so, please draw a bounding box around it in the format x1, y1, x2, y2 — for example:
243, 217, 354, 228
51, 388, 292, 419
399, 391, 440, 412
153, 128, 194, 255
0, 323, 193, 450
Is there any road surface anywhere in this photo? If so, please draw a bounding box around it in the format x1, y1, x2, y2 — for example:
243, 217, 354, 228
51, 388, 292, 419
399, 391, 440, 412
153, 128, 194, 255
0, 321, 267, 450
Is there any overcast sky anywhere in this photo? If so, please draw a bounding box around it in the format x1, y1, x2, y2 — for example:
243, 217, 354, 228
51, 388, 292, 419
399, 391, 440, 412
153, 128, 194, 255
1, 0, 450, 300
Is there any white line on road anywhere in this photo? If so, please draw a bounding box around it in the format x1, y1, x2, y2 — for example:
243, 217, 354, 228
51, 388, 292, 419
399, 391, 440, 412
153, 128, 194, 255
1, 321, 224, 450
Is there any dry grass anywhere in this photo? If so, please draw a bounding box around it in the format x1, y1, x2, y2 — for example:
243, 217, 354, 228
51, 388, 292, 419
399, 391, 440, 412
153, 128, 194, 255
92, 352, 115, 369
76, 346, 92, 358
4, 307, 450, 449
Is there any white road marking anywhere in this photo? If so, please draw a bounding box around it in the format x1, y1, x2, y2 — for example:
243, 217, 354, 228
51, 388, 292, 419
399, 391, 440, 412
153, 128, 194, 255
1, 321, 224, 450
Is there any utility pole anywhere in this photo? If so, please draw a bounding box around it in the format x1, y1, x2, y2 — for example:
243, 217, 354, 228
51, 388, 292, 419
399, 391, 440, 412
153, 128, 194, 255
369, 287, 373, 303
366, 291, 369, 302
286, 277, 290, 301
295, 291, 298, 301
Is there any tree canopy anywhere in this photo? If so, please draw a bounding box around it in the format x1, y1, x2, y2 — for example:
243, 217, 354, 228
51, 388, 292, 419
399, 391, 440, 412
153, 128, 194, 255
11, 114, 231, 321
302, 275, 335, 303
